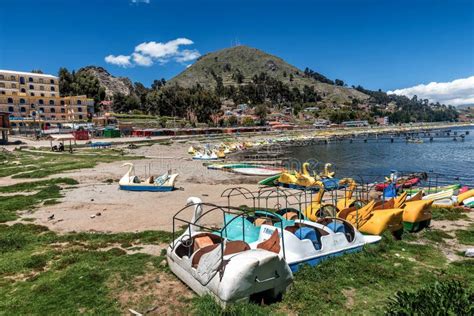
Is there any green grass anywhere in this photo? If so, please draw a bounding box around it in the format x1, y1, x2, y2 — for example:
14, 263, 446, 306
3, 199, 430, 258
0, 224, 170, 314
456, 224, 474, 245
1, 150, 143, 179
0, 178, 78, 223
431, 207, 468, 221
420, 229, 454, 243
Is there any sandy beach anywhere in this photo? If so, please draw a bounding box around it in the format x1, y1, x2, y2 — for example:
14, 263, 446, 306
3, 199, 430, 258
5, 122, 473, 234
16, 142, 263, 233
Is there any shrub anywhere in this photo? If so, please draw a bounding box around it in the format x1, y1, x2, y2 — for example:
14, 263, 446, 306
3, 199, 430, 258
385, 280, 474, 315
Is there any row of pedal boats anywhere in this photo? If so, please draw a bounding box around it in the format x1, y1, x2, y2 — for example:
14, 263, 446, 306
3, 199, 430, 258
167, 186, 474, 305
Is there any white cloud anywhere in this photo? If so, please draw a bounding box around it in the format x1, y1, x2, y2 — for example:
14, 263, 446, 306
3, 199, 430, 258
175, 49, 201, 63
135, 38, 194, 60
388, 76, 474, 106
105, 38, 200, 68
104, 54, 132, 67
132, 53, 153, 66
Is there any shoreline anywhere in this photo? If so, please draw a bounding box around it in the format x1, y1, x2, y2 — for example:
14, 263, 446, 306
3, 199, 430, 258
5, 121, 473, 149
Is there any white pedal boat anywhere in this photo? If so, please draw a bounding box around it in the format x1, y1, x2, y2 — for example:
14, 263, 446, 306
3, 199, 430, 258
248, 218, 380, 272
166, 198, 293, 306
422, 189, 454, 201
193, 151, 219, 160
119, 163, 178, 192
226, 214, 381, 273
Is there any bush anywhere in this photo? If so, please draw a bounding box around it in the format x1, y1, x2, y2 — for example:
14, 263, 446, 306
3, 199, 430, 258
385, 280, 474, 315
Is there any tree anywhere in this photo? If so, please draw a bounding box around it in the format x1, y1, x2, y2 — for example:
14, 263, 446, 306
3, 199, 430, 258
31, 69, 43, 74
58, 67, 74, 96
335, 79, 344, 86
112, 93, 127, 113
227, 115, 238, 126
242, 116, 254, 126
254, 103, 268, 125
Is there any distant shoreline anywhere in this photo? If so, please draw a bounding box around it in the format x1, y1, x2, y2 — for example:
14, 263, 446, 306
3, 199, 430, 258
7, 121, 474, 149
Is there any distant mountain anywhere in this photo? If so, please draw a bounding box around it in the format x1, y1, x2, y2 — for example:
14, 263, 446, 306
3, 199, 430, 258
169, 45, 368, 104
78, 66, 133, 98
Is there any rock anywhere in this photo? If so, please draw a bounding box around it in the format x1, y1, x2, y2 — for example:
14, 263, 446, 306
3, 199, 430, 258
79, 66, 133, 98
465, 248, 474, 257
90, 215, 96, 219
96, 212, 101, 216
91, 199, 94, 202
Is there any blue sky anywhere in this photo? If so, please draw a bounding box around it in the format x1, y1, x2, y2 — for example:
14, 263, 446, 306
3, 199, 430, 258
1, 0, 473, 102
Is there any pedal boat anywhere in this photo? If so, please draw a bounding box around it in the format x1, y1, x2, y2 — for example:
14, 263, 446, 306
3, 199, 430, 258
119, 163, 178, 192
220, 208, 380, 273
166, 198, 293, 306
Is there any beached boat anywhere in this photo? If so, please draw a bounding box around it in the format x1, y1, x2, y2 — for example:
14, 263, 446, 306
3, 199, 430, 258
221, 209, 380, 272
375, 177, 420, 191
166, 198, 293, 306
119, 163, 178, 192
193, 150, 219, 160
403, 184, 461, 195
422, 189, 454, 201
259, 174, 281, 186
230, 167, 282, 176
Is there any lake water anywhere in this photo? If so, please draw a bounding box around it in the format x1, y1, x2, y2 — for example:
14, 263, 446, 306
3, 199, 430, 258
286, 125, 474, 187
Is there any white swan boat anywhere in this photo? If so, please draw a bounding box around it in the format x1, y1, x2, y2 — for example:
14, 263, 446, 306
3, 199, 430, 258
167, 198, 293, 306
193, 150, 219, 160
119, 163, 178, 192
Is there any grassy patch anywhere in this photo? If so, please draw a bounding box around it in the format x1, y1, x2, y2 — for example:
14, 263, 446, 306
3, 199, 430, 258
420, 229, 454, 243
0, 178, 78, 223
431, 207, 468, 221
1, 150, 143, 179
385, 280, 474, 315
456, 224, 474, 245
0, 223, 170, 314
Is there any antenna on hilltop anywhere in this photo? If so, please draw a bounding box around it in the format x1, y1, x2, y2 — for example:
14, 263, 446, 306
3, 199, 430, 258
231, 38, 241, 47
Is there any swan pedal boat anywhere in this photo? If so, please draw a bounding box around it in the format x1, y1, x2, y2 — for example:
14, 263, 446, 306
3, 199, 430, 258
119, 163, 178, 192
167, 198, 293, 306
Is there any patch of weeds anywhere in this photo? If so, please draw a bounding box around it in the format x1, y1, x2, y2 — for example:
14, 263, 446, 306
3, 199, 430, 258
421, 229, 454, 243
43, 199, 60, 206
191, 295, 273, 316
0, 223, 174, 314
456, 225, 474, 245
384, 280, 474, 315
0, 178, 78, 193
431, 207, 468, 221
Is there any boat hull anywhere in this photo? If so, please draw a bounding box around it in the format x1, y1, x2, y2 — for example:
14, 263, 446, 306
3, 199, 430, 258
119, 184, 174, 192
288, 245, 363, 272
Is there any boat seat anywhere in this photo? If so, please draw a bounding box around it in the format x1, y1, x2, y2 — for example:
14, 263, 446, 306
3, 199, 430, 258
294, 227, 321, 250
326, 221, 346, 234
283, 212, 298, 220
193, 235, 215, 252
146, 176, 154, 184
257, 230, 280, 254
254, 218, 272, 227
192, 244, 219, 268
224, 240, 250, 256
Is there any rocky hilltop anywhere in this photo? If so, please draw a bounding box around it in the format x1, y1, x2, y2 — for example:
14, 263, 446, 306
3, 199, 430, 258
78, 66, 133, 98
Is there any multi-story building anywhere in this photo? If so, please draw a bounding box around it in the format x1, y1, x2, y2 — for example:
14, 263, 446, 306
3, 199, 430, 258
0, 70, 94, 122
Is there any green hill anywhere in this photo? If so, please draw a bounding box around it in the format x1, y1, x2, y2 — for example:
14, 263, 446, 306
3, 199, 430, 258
169, 45, 368, 104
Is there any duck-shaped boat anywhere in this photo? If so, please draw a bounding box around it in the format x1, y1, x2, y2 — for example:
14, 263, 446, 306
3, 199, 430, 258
119, 163, 178, 192
167, 198, 293, 306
